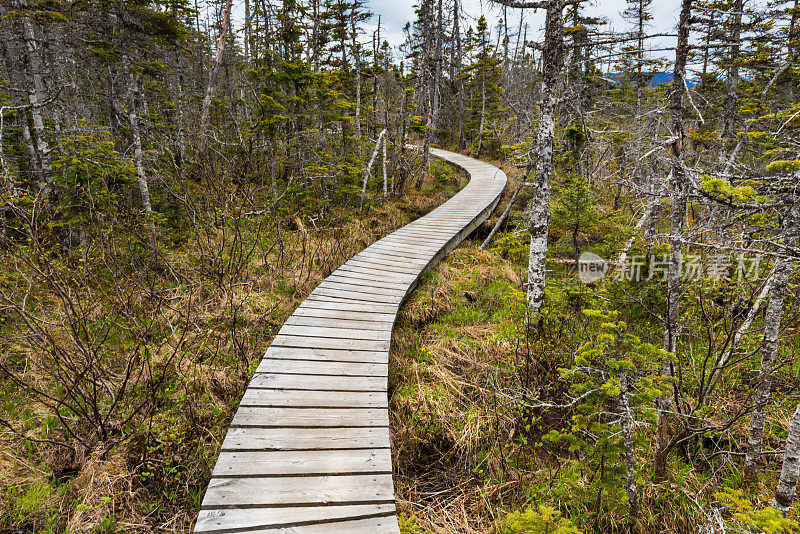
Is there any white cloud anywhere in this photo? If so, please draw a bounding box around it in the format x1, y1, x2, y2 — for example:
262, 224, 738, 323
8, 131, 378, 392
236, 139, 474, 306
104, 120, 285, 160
364, 0, 680, 61
220, 0, 682, 62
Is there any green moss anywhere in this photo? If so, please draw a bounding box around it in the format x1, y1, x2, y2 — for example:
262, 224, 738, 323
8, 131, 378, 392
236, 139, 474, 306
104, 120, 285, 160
766, 160, 800, 173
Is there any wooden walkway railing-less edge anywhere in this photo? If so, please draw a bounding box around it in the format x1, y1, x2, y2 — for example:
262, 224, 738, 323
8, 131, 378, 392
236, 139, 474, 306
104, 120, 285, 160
194, 149, 507, 533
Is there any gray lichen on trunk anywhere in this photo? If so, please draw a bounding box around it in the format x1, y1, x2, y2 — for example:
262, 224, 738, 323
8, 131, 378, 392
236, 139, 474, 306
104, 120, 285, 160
524, 0, 564, 327
654, 0, 693, 479
773, 404, 800, 515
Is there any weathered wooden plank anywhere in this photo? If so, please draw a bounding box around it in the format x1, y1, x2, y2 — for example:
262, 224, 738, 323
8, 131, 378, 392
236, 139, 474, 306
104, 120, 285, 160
361, 249, 441, 263
240, 388, 387, 408
320, 275, 408, 292
289, 307, 395, 324
324, 274, 408, 291
284, 314, 392, 331
342, 258, 420, 275
221, 426, 391, 451
356, 247, 432, 261
333, 265, 418, 283
195, 147, 508, 534
316, 280, 404, 298
348, 254, 424, 272
404, 220, 466, 228
200, 473, 396, 507
211, 449, 392, 477
370, 233, 449, 248
310, 286, 402, 305
253, 515, 401, 533
264, 346, 386, 364
255, 359, 387, 377
355, 246, 431, 260
298, 298, 398, 314
335, 263, 418, 281
369, 240, 443, 254
376, 237, 449, 248
230, 407, 389, 427
277, 324, 392, 342
195, 504, 397, 533
391, 227, 457, 237
269, 334, 390, 352
248, 374, 387, 392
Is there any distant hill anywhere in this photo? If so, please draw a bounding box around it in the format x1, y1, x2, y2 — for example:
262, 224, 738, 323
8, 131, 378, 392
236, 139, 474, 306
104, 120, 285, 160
605, 72, 700, 88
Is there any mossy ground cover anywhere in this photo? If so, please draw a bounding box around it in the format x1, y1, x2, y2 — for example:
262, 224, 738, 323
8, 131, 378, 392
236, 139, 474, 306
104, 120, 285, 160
391, 164, 800, 534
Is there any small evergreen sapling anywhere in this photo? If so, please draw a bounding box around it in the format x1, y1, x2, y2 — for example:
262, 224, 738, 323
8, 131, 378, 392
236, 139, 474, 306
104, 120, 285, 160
544, 309, 670, 521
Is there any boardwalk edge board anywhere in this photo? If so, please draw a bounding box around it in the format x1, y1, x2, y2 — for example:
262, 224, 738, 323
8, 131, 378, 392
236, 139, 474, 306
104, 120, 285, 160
193, 148, 507, 533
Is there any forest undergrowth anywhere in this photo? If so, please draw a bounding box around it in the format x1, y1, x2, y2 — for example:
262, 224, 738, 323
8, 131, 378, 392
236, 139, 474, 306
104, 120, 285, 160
0, 158, 466, 533
391, 162, 800, 534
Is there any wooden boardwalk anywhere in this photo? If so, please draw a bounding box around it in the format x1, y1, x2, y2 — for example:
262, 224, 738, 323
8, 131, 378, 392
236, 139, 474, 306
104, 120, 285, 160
194, 149, 507, 533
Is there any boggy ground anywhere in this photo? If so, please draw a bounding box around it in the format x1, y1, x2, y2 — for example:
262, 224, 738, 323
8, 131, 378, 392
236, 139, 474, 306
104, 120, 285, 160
389, 163, 800, 534
0, 159, 466, 533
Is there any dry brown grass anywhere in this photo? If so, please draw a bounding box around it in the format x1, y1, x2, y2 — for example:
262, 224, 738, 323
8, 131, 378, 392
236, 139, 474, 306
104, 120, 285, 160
390, 247, 526, 533
0, 166, 467, 532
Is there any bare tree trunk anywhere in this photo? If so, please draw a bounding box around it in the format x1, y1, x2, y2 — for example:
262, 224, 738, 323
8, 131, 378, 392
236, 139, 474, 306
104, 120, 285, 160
19, 111, 39, 180
382, 137, 388, 200
655, 0, 693, 479
431, 0, 443, 136
476, 54, 486, 157
706, 271, 775, 396
502, 6, 510, 75
271, 149, 278, 201
14, 1, 52, 193
481, 178, 528, 250
524, 0, 564, 326
744, 196, 798, 480
454, 0, 466, 150
773, 404, 800, 515
123, 49, 152, 213
744, 258, 792, 479
244, 0, 251, 62
620, 369, 639, 518
721, 0, 743, 147
198, 0, 233, 152
352, 20, 362, 141
360, 129, 386, 210
174, 49, 188, 184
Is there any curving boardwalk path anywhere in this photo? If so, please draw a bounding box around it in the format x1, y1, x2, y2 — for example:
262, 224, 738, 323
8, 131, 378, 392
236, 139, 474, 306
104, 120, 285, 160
194, 149, 507, 533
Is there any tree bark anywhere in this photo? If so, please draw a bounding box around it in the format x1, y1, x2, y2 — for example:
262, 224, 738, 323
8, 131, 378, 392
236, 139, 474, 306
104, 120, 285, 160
352, 20, 362, 140
244, 0, 251, 62
198, 0, 233, 152
524, 0, 564, 326
122, 48, 152, 213
773, 404, 800, 515
721, 0, 743, 146
744, 199, 798, 481
14, 1, 52, 193
360, 129, 386, 210
431, 0, 443, 136
476, 40, 487, 157
382, 136, 388, 200
454, 0, 466, 150
620, 370, 639, 519
654, 0, 693, 479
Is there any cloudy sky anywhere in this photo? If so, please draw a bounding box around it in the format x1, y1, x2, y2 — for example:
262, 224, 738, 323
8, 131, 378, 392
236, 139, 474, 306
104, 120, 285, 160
364, 0, 681, 53
224, 1, 687, 62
